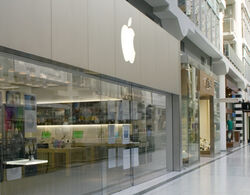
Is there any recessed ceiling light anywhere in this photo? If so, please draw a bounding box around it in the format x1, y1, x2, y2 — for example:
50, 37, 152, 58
0, 86, 19, 90
30, 73, 36, 77
64, 81, 71, 84
40, 74, 47, 79
19, 72, 27, 75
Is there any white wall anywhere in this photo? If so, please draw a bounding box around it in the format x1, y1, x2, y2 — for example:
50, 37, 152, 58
219, 75, 227, 151
0, 0, 51, 59
0, 0, 181, 95
52, 0, 89, 70
200, 100, 211, 142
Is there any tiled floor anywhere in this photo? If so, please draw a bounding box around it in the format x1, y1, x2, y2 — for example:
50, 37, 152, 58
144, 145, 250, 195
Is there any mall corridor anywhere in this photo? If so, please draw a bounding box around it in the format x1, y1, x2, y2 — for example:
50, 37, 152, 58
143, 146, 250, 195
0, 0, 250, 194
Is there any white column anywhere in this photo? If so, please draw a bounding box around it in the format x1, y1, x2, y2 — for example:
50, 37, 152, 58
244, 112, 248, 144
219, 75, 227, 151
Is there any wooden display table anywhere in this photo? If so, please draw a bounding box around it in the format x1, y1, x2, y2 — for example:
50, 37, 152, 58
37, 147, 86, 175
37, 142, 140, 174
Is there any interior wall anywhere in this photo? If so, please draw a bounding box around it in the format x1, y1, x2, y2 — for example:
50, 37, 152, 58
200, 99, 210, 143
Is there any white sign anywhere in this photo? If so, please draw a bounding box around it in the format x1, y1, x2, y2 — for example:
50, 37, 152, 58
108, 148, 116, 168
123, 149, 130, 170
131, 148, 139, 167
216, 98, 242, 103
122, 125, 130, 144
6, 167, 22, 181
121, 17, 136, 64
108, 125, 116, 144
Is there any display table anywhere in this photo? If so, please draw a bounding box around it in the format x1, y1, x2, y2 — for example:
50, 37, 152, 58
37, 147, 85, 169
38, 142, 140, 170
4, 159, 48, 166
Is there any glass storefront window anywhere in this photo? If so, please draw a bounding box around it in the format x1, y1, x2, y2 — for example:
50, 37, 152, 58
212, 14, 216, 46
181, 64, 199, 165
194, 0, 200, 27
0, 52, 172, 195
216, 19, 220, 50
132, 88, 168, 184
206, 6, 212, 42
178, 0, 220, 49
100, 80, 133, 194
201, 0, 207, 35
214, 80, 220, 154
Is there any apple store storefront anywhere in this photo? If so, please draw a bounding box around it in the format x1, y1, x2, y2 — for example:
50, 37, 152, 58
0, 1, 181, 194
0, 51, 179, 195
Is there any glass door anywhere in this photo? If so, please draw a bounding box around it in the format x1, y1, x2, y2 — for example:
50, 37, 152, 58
132, 88, 169, 185
101, 80, 133, 194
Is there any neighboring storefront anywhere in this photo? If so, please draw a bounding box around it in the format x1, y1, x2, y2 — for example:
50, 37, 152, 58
181, 63, 200, 165
181, 56, 220, 166
0, 0, 181, 194
225, 77, 241, 148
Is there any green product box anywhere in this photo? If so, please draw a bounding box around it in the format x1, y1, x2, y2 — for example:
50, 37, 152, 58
73, 131, 83, 139
42, 131, 51, 138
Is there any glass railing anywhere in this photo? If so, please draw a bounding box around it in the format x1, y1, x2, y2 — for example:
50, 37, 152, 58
246, 0, 250, 13
224, 43, 245, 75
243, 53, 250, 82
178, 0, 221, 50
245, 63, 250, 82
223, 18, 235, 33
243, 25, 250, 47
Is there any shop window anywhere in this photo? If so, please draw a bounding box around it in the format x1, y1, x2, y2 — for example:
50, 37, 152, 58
181, 64, 199, 165
0, 53, 171, 194
132, 87, 168, 184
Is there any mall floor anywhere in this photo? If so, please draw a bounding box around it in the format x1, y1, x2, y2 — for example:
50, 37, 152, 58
144, 145, 250, 195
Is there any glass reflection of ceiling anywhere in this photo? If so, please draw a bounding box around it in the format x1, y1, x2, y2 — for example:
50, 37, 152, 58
0, 58, 121, 104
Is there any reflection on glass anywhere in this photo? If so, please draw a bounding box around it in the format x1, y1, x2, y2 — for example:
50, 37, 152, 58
178, 0, 220, 49
181, 64, 199, 165
201, 0, 206, 35
194, 0, 200, 27
132, 88, 168, 184
0, 54, 170, 195
214, 80, 220, 154
207, 6, 212, 41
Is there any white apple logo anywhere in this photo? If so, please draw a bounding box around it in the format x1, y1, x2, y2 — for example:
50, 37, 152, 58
121, 17, 136, 64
